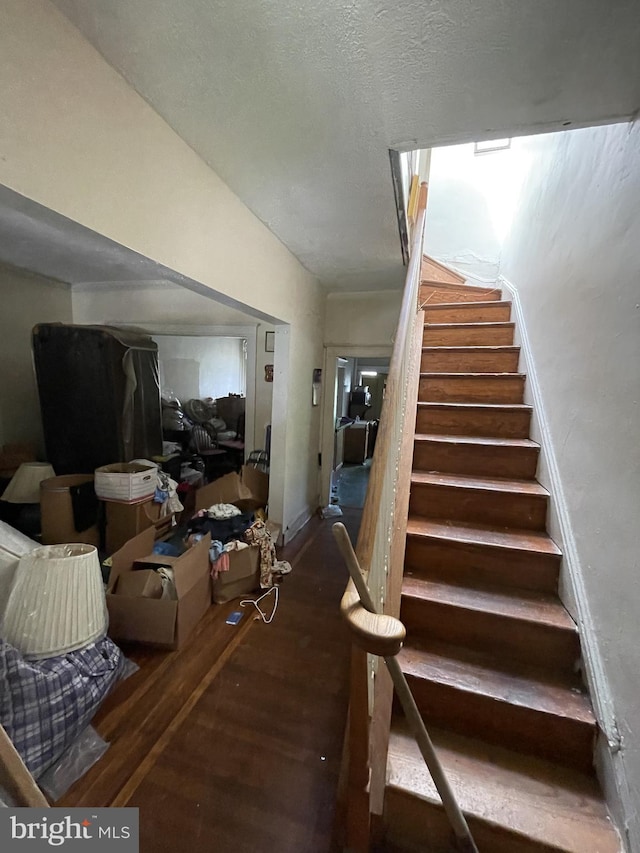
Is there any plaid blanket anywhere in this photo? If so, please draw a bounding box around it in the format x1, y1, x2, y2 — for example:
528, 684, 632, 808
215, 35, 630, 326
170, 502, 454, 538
0, 637, 124, 778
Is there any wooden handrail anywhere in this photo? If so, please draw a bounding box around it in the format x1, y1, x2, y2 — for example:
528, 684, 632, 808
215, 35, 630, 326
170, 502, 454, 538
354, 191, 427, 574
341, 579, 405, 657
335, 524, 479, 853
337, 180, 429, 852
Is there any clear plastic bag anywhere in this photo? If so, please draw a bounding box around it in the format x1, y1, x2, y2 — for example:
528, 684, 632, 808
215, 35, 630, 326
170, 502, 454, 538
37, 657, 139, 801
38, 725, 109, 801
320, 504, 343, 518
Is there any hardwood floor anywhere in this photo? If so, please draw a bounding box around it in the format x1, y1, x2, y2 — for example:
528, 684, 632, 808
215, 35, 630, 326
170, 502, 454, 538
59, 509, 359, 852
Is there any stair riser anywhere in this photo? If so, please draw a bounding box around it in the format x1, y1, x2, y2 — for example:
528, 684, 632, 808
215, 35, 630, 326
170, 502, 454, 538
419, 375, 525, 404
416, 406, 531, 438
420, 284, 502, 304
383, 789, 565, 853
402, 676, 596, 773
413, 440, 539, 479
404, 535, 560, 595
400, 597, 580, 677
424, 304, 511, 323
424, 325, 515, 347
422, 348, 520, 373
410, 482, 548, 530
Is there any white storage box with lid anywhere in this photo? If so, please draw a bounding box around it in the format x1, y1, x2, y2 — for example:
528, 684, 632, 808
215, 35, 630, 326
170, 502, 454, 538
94, 462, 157, 504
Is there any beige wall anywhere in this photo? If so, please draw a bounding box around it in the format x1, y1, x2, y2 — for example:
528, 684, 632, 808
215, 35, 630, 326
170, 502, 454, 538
500, 122, 640, 851
0, 0, 323, 535
324, 290, 402, 347
0, 264, 72, 454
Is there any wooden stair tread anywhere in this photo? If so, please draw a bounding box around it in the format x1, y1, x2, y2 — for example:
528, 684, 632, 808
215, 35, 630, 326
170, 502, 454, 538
411, 471, 548, 496
422, 345, 519, 352
401, 576, 575, 632
418, 401, 531, 411
398, 642, 593, 724
420, 371, 525, 379
406, 517, 561, 556
424, 300, 512, 310
387, 722, 620, 853
424, 321, 515, 329
415, 433, 538, 449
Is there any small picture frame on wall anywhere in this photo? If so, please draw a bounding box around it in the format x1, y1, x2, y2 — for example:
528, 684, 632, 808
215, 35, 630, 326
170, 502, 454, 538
265, 331, 275, 353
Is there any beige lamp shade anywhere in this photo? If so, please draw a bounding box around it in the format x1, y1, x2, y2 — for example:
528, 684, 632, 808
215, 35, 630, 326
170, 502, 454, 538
2, 462, 56, 504
2, 544, 108, 659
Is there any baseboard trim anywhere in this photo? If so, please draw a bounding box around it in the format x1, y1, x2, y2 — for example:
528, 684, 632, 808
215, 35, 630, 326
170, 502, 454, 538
284, 505, 314, 545
499, 276, 617, 738
500, 275, 630, 849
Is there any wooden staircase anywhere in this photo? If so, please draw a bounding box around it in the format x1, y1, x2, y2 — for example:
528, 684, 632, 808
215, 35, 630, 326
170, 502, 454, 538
381, 270, 620, 852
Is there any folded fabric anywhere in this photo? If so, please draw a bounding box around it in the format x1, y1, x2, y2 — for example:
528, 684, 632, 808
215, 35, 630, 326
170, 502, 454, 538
207, 503, 242, 520
0, 637, 125, 778
224, 540, 249, 552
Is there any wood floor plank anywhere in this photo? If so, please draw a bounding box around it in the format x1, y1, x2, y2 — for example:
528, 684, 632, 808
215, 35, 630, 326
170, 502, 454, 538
57, 510, 358, 852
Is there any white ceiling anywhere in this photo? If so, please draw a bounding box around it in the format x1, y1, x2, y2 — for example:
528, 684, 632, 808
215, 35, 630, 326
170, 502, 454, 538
42, 1, 640, 290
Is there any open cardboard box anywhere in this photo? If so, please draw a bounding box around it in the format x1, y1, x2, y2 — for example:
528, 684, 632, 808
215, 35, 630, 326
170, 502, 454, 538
195, 466, 269, 514
212, 546, 260, 604
105, 498, 175, 554
106, 527, 212, 649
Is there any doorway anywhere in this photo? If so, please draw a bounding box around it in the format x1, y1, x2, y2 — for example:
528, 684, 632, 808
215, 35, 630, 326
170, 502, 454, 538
321, 347, 391, 511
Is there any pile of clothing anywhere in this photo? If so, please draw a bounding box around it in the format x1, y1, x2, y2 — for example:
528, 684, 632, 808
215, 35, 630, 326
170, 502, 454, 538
186, 503, 290, 588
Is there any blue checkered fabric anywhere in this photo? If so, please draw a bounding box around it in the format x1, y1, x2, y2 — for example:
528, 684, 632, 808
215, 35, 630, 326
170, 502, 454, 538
0, 637, 124, 779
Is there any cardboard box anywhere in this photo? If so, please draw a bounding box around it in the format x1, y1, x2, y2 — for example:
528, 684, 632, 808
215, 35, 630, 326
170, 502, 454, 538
115, 569, 163, 599
95, 462, 157, 503
105, 498, 174, 554
40, 474, 101, 548
213, 546, 260, 604
106, 527, 212, 649
195, 466, 269, 514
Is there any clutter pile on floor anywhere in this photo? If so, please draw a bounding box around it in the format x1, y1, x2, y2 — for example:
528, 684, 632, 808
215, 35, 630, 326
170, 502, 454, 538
0, 449, 286, 804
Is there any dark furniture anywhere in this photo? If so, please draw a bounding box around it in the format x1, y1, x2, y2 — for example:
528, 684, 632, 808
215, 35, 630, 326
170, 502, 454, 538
33, 324, 162, 474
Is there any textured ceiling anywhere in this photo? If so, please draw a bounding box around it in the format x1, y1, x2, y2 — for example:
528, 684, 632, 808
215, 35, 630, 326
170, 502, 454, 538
51, 0, 640, 290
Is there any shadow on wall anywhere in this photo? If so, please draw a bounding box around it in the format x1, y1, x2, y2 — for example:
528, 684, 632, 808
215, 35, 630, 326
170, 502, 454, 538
425, 178, 502, 280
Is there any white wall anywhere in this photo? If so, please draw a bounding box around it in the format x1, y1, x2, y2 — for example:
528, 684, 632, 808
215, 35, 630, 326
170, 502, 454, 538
0, 0, 323, 536
425, 141, 532, 280
0, 264, 72, 455
155, 335, 245, 402
499, 122, 640, 850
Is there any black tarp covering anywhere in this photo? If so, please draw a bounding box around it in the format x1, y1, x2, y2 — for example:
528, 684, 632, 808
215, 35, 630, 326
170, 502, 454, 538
32, 324, 162, 474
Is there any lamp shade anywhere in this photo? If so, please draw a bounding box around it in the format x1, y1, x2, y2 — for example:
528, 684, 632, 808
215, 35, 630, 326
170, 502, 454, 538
2, 462, 56, 504
2, 544, 107, 659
